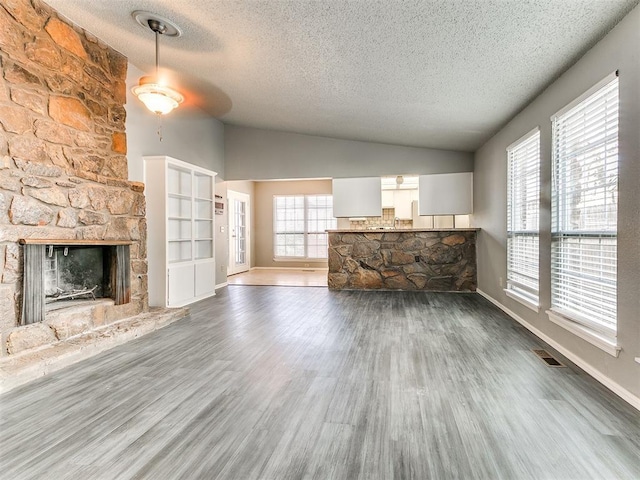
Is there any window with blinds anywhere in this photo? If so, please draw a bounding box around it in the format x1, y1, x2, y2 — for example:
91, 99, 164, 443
507, 128, 540, 307
550, 73, 618, 338
273, 195, 337, 259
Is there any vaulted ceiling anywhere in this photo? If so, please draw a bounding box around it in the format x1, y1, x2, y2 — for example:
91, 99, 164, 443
45, 0, 639, 151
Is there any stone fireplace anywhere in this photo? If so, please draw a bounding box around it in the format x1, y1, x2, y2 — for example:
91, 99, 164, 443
0, 0, 149, 356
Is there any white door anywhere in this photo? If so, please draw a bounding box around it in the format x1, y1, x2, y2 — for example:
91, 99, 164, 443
228, 190, 251, 275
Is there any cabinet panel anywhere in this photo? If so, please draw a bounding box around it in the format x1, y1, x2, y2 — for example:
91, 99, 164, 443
195, 173, 212, 199
168, 167, 192, 196
195, 199, 213, 219
168, 196, 191, 218
393, 190, 413, 219
332, 177, 381, 217
168, 264, 195, 306
381, 190, 394, 208
195, 261, 215, 297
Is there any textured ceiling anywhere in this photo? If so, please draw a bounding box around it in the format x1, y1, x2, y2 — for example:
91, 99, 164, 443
45, 0, 639, 151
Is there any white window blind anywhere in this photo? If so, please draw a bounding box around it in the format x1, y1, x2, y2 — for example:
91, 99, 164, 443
274, 195, 336, 259
550, 73, 618, 336
507, 129, 540, 305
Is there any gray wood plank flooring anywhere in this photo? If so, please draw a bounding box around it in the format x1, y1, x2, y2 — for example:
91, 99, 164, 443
1, 287, 639, 480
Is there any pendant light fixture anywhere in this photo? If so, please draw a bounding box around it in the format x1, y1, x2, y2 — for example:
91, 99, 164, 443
131, 11, 184, 115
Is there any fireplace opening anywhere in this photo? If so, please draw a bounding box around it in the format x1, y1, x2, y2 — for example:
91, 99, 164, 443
45, 245, 111, 311
20, 240, 131, 324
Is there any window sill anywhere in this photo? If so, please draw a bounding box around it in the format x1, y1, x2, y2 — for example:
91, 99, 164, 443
546, 309, 621, 357
504, 289, 539, 313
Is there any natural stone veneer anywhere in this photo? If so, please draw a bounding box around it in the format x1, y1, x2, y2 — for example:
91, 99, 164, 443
0, 0, 147, 353
328, 230, 477, 291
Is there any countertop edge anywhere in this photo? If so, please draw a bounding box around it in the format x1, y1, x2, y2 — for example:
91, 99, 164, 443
326, 228, 480, 233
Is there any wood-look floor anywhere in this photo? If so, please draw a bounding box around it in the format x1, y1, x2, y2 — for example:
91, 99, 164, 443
1, 287, 639, 480
227, 268, 328, 287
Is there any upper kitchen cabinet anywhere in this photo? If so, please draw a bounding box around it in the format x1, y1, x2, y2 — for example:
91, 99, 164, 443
332, 177, 382, 217
418, 172, 473, 216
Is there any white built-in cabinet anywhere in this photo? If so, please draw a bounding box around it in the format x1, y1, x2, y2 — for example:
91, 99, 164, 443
144, 156, 217, 307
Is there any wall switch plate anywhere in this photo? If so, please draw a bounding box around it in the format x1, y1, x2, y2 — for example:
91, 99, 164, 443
220, 226, 225, 233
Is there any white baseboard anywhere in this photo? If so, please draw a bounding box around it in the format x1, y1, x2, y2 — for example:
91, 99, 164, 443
476, 289, 640, 412
215, 282, 228, 290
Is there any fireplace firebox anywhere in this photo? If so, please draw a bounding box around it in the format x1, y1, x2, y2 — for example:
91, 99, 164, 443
19, 239, 132, 325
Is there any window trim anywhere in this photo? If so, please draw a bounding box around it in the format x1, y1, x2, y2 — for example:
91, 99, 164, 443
546, 309, 620, 357
550, 71, 618, 121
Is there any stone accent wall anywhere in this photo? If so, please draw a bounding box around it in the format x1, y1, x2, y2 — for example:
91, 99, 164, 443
328, 230, 477, 291
0, 0, 147, 343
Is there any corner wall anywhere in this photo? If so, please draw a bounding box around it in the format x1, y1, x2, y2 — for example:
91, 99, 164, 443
473, 5, 640, 401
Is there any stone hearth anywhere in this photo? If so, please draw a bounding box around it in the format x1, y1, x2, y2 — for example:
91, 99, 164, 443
0, 306, 188, 394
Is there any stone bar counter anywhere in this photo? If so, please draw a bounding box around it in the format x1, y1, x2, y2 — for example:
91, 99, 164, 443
327, 229, 478, 291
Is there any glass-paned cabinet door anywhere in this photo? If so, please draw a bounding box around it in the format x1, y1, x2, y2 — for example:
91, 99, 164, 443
195, 218, 213, 260
168, 165, 192, 196
195, 199, 212, 219
168, 219, 192, 241
168, 240, 192, 263
195, 240, 213, 259
168, 195, 192, 219
195, 219, 212, 238
194, 173, 213, 200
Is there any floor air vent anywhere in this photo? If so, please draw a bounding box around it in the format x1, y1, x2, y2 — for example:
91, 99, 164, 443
532, 349, 565, 368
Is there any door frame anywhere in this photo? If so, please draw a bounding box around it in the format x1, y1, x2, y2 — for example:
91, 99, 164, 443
227, 190, 251, 276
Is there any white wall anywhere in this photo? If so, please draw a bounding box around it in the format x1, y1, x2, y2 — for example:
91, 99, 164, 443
224, 126, 473, 181
126, 64, 227, 285
474, 6, 640, 402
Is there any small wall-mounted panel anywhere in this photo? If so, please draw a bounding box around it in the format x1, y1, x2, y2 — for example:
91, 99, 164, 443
332, 177, 382, 217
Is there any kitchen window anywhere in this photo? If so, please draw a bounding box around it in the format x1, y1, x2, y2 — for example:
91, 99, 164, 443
548, 72, 619, 354
273, 195, 337, 259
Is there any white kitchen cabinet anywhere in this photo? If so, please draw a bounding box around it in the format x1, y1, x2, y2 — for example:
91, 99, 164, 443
418, 172, 473, 215
381, 190, 394, 208
332, 177, 382, 217
144, 156, 217, 307
393, 190, 413, 219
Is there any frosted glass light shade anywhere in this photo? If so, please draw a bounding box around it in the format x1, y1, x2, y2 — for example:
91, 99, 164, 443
332, 177, 382, 217
132, 76, 184, 115
418, 172, 473, 215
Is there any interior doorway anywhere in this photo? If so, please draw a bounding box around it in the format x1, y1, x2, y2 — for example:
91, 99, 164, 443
227, 190, 251, 276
